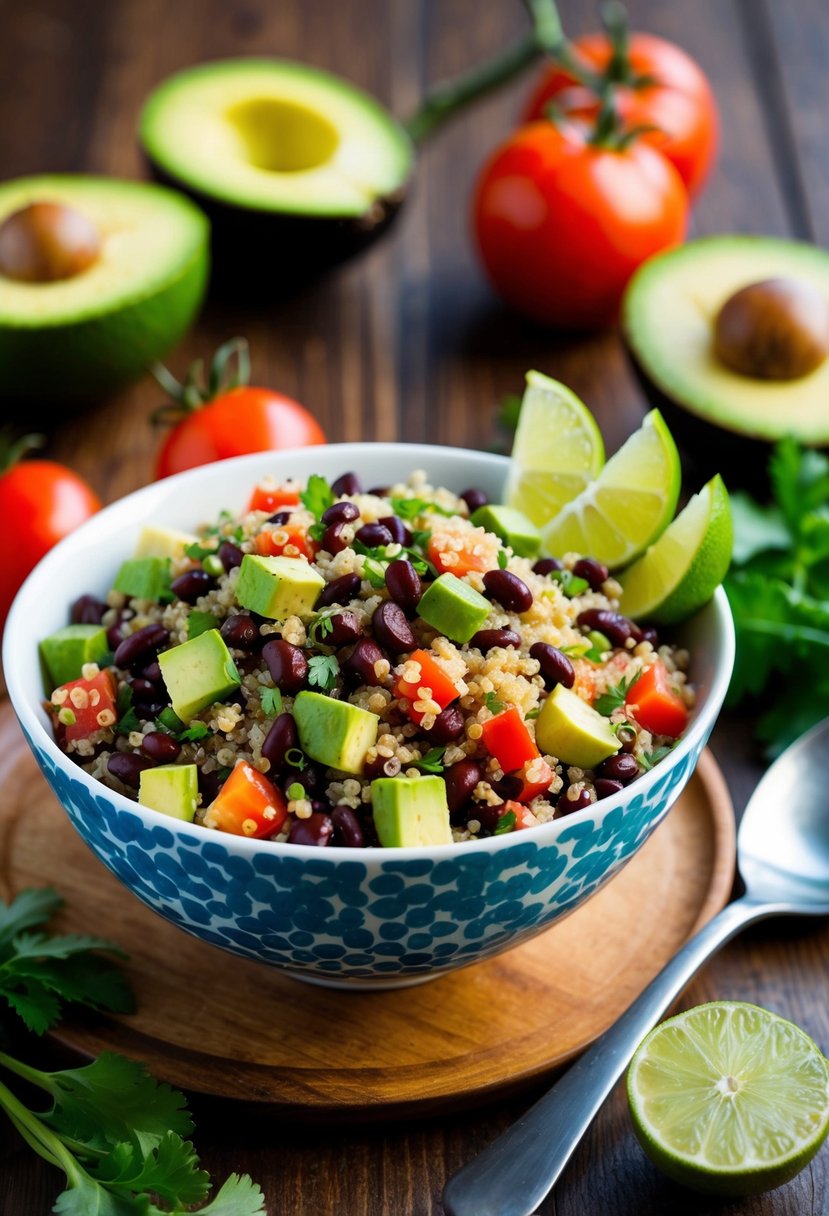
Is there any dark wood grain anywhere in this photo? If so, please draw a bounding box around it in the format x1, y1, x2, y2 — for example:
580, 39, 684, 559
1, 0, 828, 1213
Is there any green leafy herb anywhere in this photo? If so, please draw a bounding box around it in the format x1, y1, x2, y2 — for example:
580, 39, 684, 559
260, 687, 283, 717
308, 654, 340, 690
284, 748, 307, 770
390, 496, 455, 521
178, 721, 210, 743
497, 549, 509, 570
308, 521, 326, 543
494, 809, 517, 835
300, 474, 334, 520
411, 528, 432, 549
594, 674, 640, 717
362, 557, 387, 589
0, 888, 265, 1214
484, 691, 505, 715
309, 612, 335, 644
726, 438, 829, 756
547, 569, 590, 598
184, 540, 218, 562
353, 540, 389, 561
413, 747, 446, 775
187, 611, 219, 640
116, 683, 133, 717
639, 745, 673, 771
115, 707, 142, 737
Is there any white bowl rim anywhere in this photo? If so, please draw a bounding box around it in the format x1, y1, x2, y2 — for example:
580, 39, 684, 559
4, 441, 736, 864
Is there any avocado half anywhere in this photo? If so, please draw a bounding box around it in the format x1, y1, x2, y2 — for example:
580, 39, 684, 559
139, 59, 414, 294
622, 236, 829, 482
0, 175, 209, 409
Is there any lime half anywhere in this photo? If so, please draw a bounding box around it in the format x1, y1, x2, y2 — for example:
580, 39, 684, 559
504, 371, 605, 526
540, 410, 681, 570
618, 474, 733, 624
628, 1002, 829, 1197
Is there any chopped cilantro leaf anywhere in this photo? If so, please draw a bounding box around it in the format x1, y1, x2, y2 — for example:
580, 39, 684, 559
308, 653, 340, 690
308, 521, 326, 542
187, 610, 218, 640
115, 683, 133, 716
184, 540, 218, 561
484, 690, 505, 715
594, 673, 640, 717
390, 496, 455, 520
179, 721, 210, 742
414, 746, 446, 774
115, 707, 141, 737
300, 474, 334, 520
411, 528, 432, 548
639, 745, 673, 771
494, 809, 517, 835
260, 687, 283, 716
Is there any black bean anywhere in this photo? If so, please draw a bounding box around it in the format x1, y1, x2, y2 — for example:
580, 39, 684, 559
135, 701, 165, 720
444, 759, 481, 818
327, 611, 361, 647
220, 612, 261, 650
385, 560, 422, 616
426, 705, 465, 744
141, 731, 181, 763
356, 522, 393, 548
372, 601, 415, 654
71, 594, 107, 625
322, 500, 360, 526
572, 557, 610, 590
529, 642, 576, 690
460, 487, 488, 514
483, 569, 533, 613
321, 521, 349, 555
364, 752, 402, 780
261, 713, 298, 772
533, 557, 563, 576
491, 774, 523, 802
262, 640, 308, 693
598, 752, 641, 784
131, 678, 159, 704
367, 485, 389, 497
557, 788, 592, 815
331, 804, 365, 848
379, 515, 412, 546
279, 764, 325, 798
218, 541, 244, 572
640, 625, 660, 648
332, 472, 362, 497
343, 638, 387, 686
576, 608, 643, 648
594, 777, 624, 800
106, 609, 133, 651
268, 510, 293, 526
470, 627, 521, 653
288, 812, 334, 846
114, 624, 169, 671
142, 660, 162, 683
170, 568, 215, 604
107, 752, 154, 787
198, 768, 225, 805
473, 803, 503, 833
316, 572, 362, 609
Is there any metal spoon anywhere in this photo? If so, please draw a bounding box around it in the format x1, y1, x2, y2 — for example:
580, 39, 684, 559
443, 717, 829, 1216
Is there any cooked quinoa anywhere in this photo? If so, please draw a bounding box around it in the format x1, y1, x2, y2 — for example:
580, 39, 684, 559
44, 469, 694, 847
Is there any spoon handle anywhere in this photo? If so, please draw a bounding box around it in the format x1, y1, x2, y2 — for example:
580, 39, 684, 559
442, 894, 773, 1216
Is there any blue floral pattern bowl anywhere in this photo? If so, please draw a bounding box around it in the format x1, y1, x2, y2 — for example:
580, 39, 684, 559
4, 444, 735, 989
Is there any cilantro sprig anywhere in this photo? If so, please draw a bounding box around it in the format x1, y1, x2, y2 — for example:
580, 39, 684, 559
389, 496, 455, 521
0, 889, 265, 1214
413, 746, 446, 775
300, 474, 334, 520
594, 674, 640, 717
308, 654, 340, 690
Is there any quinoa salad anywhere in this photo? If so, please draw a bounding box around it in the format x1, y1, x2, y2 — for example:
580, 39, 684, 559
41, 469, 695, 849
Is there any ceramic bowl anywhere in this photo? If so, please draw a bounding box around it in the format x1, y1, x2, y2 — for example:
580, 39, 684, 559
4, 444, 735, 990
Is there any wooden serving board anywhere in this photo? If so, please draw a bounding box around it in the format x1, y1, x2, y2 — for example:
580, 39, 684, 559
0, 704, 735, 1119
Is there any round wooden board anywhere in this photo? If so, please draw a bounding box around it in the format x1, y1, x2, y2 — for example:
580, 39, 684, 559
0, 704, 735, 1118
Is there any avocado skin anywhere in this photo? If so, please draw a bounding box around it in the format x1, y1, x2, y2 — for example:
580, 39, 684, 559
147, 158, 405, 299
2, 244, 209, 414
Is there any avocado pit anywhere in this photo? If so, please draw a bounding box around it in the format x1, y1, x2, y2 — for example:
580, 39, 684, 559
713, 277, 829, 381
0, 201, 101, 283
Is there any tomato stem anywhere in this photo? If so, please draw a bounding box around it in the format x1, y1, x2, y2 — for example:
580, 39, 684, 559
0, 426, 44, 475
404, 0, 568, 145
151, 337, 251, 425
601, 0, 632, 85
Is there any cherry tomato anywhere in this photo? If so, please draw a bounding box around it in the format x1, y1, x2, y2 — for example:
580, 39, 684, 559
204, 760, 288, 839
523, 33, 718, 200
247, 484, 301, 514
473, 119, 687, 330
427, 533, 490, 577
0, 455, 100, 633
255, 523, 316, 561
625, 660, 689, 738
395, 649, 460, 725
50, 670, 117, 742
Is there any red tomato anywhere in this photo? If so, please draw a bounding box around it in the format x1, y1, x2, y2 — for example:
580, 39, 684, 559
502, 800, 539, 831
481, 706, 540, 773
427, 533, 490, 577
51, 670, 117, 742
247, 484, 301, 514
395, 649, 460, 726
625, 660, 689, 738
205, 760, 288, 839
472, 119, 688, 330
0, 457, 100, 633
155, 387, 326, 479
514, 757, 555, 802
524, 33, 719, 199
255, 524, 316, 561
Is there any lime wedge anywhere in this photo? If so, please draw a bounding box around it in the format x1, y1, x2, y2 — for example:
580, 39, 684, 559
504, 371, 605, 526
618, 475, 733, 624
540, 410, 681, 570
628, 1002, 829, 1197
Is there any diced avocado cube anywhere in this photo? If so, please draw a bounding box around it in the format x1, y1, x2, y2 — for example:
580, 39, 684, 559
471, 505, 542, 557
133, 525, 199, 560
417, 573, 490, 644
535, 683, 621, 769
113, 556, 171, 601
372, 776, 453, 847
138, 764, 198, 822
293, 690, 379, 775
157, 628, 240, 723
40, 624, 109, 689
236, 555, 324, 620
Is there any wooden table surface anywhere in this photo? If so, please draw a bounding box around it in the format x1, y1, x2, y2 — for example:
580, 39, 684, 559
1, 1, 828, 1212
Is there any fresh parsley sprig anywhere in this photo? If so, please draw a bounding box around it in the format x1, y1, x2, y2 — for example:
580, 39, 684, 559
0, 889, 265, 1214
308, 654, 340, 690
413, 747, 446, 775
300, 474, 334, 520
389, 497, 455, 521
594, 674, 639, 717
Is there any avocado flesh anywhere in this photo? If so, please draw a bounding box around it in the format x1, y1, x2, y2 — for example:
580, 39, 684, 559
0, 176, 209, 405
372, 776, 453, 848
157, 629, 241, 724
623, 236, 829, 447
293, 690, 379, 775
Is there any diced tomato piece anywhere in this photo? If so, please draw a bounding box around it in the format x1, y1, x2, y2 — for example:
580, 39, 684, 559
205, 761, 288, 839
427, 533, 490, 576
625, 660, 689, 738
513, 757, 555, 802
395, 648, 461, 725
247, 483, 301, 514
51, 670, 117, 742
502, 800, 539, 831
255, 523, 316, 561
481, 706, 539, 773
